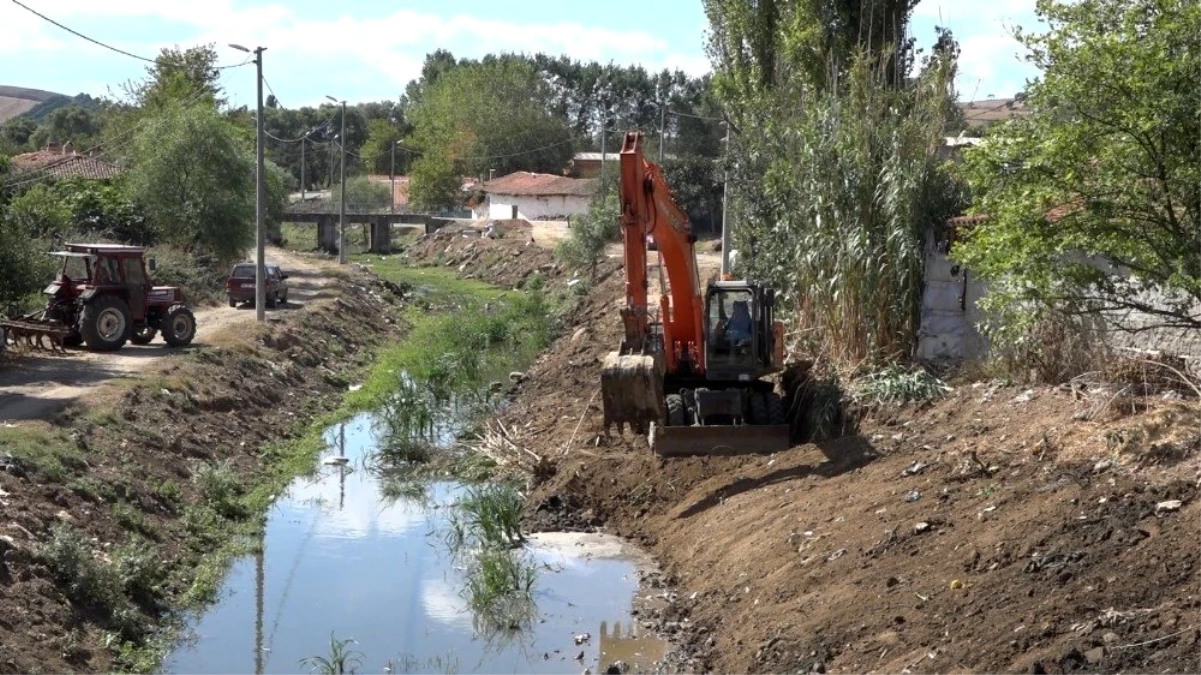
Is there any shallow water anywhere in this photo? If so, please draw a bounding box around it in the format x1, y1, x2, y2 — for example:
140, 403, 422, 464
163, 414, 664, 674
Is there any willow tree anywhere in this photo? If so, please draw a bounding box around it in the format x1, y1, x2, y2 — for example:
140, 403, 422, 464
704, 0, 962, 363
955, 0, 1201, 335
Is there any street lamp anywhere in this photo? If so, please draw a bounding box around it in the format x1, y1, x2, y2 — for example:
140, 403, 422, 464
326, 95, 347, 264
230, 43, 268, 321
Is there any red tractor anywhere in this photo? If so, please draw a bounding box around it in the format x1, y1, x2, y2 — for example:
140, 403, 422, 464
1, 243, 197, 353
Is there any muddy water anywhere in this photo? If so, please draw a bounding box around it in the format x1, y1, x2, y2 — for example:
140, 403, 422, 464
163, 413, 665, 674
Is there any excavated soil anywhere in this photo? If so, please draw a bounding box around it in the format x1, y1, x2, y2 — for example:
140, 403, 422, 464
0, 266, 407, 674
406, 224, 1201, 675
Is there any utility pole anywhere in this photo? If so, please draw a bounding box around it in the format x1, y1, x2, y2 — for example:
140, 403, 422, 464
390, 140, 398, 213
300, 136, 306, 202
326, 96, 347, 264
599, 118, 607, 189
659, 103, 666, 163
230, 43, 267, 321
720, 121, 733, 277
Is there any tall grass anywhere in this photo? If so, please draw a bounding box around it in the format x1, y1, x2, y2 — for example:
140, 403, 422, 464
733, 51, 963, 365
445, 483, 525, 551
463, 548, 538, 634
300, 633, 364, 675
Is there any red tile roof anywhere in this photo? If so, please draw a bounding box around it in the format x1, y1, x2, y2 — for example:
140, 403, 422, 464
11, 150, 121, 181
483, 172, 597, 197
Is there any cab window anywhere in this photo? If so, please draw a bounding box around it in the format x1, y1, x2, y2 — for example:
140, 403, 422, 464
123, 258, 145, 285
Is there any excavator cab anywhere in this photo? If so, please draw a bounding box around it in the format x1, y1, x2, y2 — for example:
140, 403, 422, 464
704, 281, 780, 380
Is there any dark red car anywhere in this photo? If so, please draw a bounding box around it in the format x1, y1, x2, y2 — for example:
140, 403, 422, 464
226, 263, 289, 308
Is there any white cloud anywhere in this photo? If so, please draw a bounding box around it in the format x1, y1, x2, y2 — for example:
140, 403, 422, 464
912, 0, 1043, 98
3, 1, 707, 103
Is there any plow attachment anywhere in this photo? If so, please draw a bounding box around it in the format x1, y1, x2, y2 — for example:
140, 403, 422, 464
601, 351, 666, 434
0, 316, 74, 354
650, 423, 792, 457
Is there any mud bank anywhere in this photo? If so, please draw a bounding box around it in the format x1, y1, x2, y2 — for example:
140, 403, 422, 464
0, 265, 409, 673
402, 222, 1201, 675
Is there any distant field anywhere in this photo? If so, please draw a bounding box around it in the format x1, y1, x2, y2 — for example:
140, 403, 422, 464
0, 85, 66, 123
0, 97, 39, 122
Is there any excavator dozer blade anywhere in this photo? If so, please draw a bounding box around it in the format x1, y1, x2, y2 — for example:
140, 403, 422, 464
601, 351, 666, 434
650, 423, 792, 457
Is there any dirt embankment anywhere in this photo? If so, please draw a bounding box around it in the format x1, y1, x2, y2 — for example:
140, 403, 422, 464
0, 263, 407, 673
405, 223, 1201, 675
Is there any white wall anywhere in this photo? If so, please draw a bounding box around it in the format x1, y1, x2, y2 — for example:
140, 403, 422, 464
917, 235, 989, 362
477, 194, 590, 221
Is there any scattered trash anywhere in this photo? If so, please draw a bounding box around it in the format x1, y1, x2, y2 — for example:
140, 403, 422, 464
913, 521, 931, 534
826, 548, 847, 561
347, 383, 363, 392
949, 579, 964, 589
574, 633, 591, 645
1156, 499, 1183, 513
1012, 389, 1036, 404
903, 461, 929, 476
905, 490, 922, 503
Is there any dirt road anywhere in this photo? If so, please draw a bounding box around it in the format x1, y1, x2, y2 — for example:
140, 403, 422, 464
0, 247, 337, 421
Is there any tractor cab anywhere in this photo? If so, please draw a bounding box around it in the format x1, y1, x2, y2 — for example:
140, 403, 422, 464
703, 280, 784, 381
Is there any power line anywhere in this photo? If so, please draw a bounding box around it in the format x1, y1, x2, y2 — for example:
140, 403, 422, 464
10, 0, 154, 62
261, 75, 281, 106
668, 109, 725, 123
10, 0, 251, 69
262, 110, 339, 144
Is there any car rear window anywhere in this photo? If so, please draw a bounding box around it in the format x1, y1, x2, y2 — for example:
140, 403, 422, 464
231, 264, 256, 278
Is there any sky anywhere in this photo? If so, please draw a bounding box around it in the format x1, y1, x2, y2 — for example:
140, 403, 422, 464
0, 0, 1043, 110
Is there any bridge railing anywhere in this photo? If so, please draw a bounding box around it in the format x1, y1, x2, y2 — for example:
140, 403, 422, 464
283, 200, 472, 218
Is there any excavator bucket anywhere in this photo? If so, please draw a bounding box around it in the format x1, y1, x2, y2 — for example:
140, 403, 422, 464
650, 423, 792, 457
601, 352, 666, 434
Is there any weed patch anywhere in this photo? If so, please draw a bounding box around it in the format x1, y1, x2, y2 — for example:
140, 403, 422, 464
853, 364, 952, 406
0, 424, 86, 482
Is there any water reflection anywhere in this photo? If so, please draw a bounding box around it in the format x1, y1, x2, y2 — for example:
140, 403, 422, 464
164, 413, 666, 675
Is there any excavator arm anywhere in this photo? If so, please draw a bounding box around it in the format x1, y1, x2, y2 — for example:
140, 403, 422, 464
599, 131, 793, 455
601, 131, 706, 434
616, 131, 705, 375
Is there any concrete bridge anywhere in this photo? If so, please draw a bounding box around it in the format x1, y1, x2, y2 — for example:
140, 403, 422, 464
283, 204, 453, 253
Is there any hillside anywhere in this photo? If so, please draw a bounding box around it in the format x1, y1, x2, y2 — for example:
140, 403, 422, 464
0, 85, 63, 123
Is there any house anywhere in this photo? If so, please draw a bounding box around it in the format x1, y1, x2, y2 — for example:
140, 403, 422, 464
957, 97, 1029, 131
10, 142, 121, 182
566, 152, 620, 179
472, 172, 597, 221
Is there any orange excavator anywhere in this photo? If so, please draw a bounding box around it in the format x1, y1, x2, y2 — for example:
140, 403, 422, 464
600, 131, 791, 456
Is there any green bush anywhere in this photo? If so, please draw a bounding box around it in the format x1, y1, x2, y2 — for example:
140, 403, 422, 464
38, 525, 122, 609
555, 189, 620, 278
331, 176, 392, 210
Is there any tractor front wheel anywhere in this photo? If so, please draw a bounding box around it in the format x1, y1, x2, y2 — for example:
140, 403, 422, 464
161, 305, 196, 347
80, 296, 131, 351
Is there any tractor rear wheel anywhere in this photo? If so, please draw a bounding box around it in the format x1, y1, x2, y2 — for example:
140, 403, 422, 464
130, 326, 156, 345
80, 296, 131, 351
161, 305, 196, 347
666, 394, 686, 426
